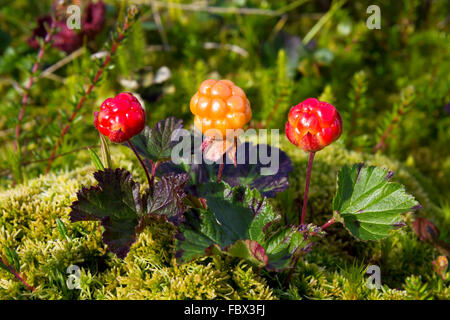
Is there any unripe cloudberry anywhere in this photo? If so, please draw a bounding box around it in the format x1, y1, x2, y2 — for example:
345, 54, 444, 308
94, 92, 146, 143
285, 98, 342, 152
190, 79, 252, 137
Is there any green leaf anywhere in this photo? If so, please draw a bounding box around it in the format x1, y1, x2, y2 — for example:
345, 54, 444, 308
70, 168, 144, 259
99, 134, 112, 169
70, 168, 189, 258
128, 117, 183, 162
333, 164, 420, 240
88, 148, 105, 171
2, 246, 20, 272
56, 218, 69, 240
144, 173, 189, 226
176, 183, 314, 270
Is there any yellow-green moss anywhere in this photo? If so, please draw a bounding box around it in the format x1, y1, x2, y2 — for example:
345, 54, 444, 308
0, 143, 447, 300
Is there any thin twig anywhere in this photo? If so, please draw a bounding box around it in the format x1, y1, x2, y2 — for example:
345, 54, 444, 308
14, 12, 58, 152
2, 262, 35, 292
217, 155, 225, 183
39, 47, 85, 79
128, 141, 152, 188
373, 107, 405, 153
9, 268, 35, 292
150, 1, 170, 51
300, 151, 315, 225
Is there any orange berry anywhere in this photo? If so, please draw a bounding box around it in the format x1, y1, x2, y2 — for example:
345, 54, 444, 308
190, 79, 252, 137
196, 96, 211, 117
227, 95, 245, 112
211, 82, 232, 99
199, 79, 217, 95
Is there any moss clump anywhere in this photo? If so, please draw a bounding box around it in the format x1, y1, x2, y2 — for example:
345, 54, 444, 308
0, 144, 448, 300
0, 151, 274, 300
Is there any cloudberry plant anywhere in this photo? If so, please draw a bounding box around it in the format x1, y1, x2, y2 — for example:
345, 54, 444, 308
68, 89, 418, 289
94, 92, 151, 186
285, 98, 343, 226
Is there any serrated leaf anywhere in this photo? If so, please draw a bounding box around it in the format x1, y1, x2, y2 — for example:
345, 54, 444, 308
212, 240, 268, 268
333, 164, 419, 241
144, 173, 189, 226
176, 183, 313, 270
70, 168, 144, 259
127, 117, 184, 162
70, 169, 189, 259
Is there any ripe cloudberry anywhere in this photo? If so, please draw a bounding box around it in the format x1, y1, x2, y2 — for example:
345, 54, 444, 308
285, 98, 342, 152
94, 92, 146, 143
190, 79, 252, 137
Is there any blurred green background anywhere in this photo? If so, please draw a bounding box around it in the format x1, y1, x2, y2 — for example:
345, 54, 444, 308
0, 0, 448, 197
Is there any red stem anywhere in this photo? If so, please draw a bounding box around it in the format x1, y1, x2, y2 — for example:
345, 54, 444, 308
217, 154, 225, 183
300, 151, 315, 225
320, 217, 336, 232
149, 160, 159, 188
127, 141, 152, 188
373, 106, 405, 153
45, 16, 132, 174
14, 15, 58, 153
6, 265, 35, 292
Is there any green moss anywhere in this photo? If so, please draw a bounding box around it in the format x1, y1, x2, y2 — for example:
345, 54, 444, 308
0, 144, 447, 300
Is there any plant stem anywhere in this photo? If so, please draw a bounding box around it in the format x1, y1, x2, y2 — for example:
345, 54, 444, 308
7, 265, 35, 292
15, 14, 58, 153
149, 160, 159, 188
217, 154, 225, 182
300, 151, 315, 225
320, 217, 336, 232
285, 250, 305, 287
127, 141, 152, 188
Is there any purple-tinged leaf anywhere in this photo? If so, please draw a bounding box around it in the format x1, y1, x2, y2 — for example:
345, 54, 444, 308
70, 169, 189, 259
144, 173, 190, 226
70, 168, 144, 259
126, 117, 184, 162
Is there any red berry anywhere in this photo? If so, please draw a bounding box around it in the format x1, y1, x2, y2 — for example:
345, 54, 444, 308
94, 92, 146, 143
285, 98, 342, 152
